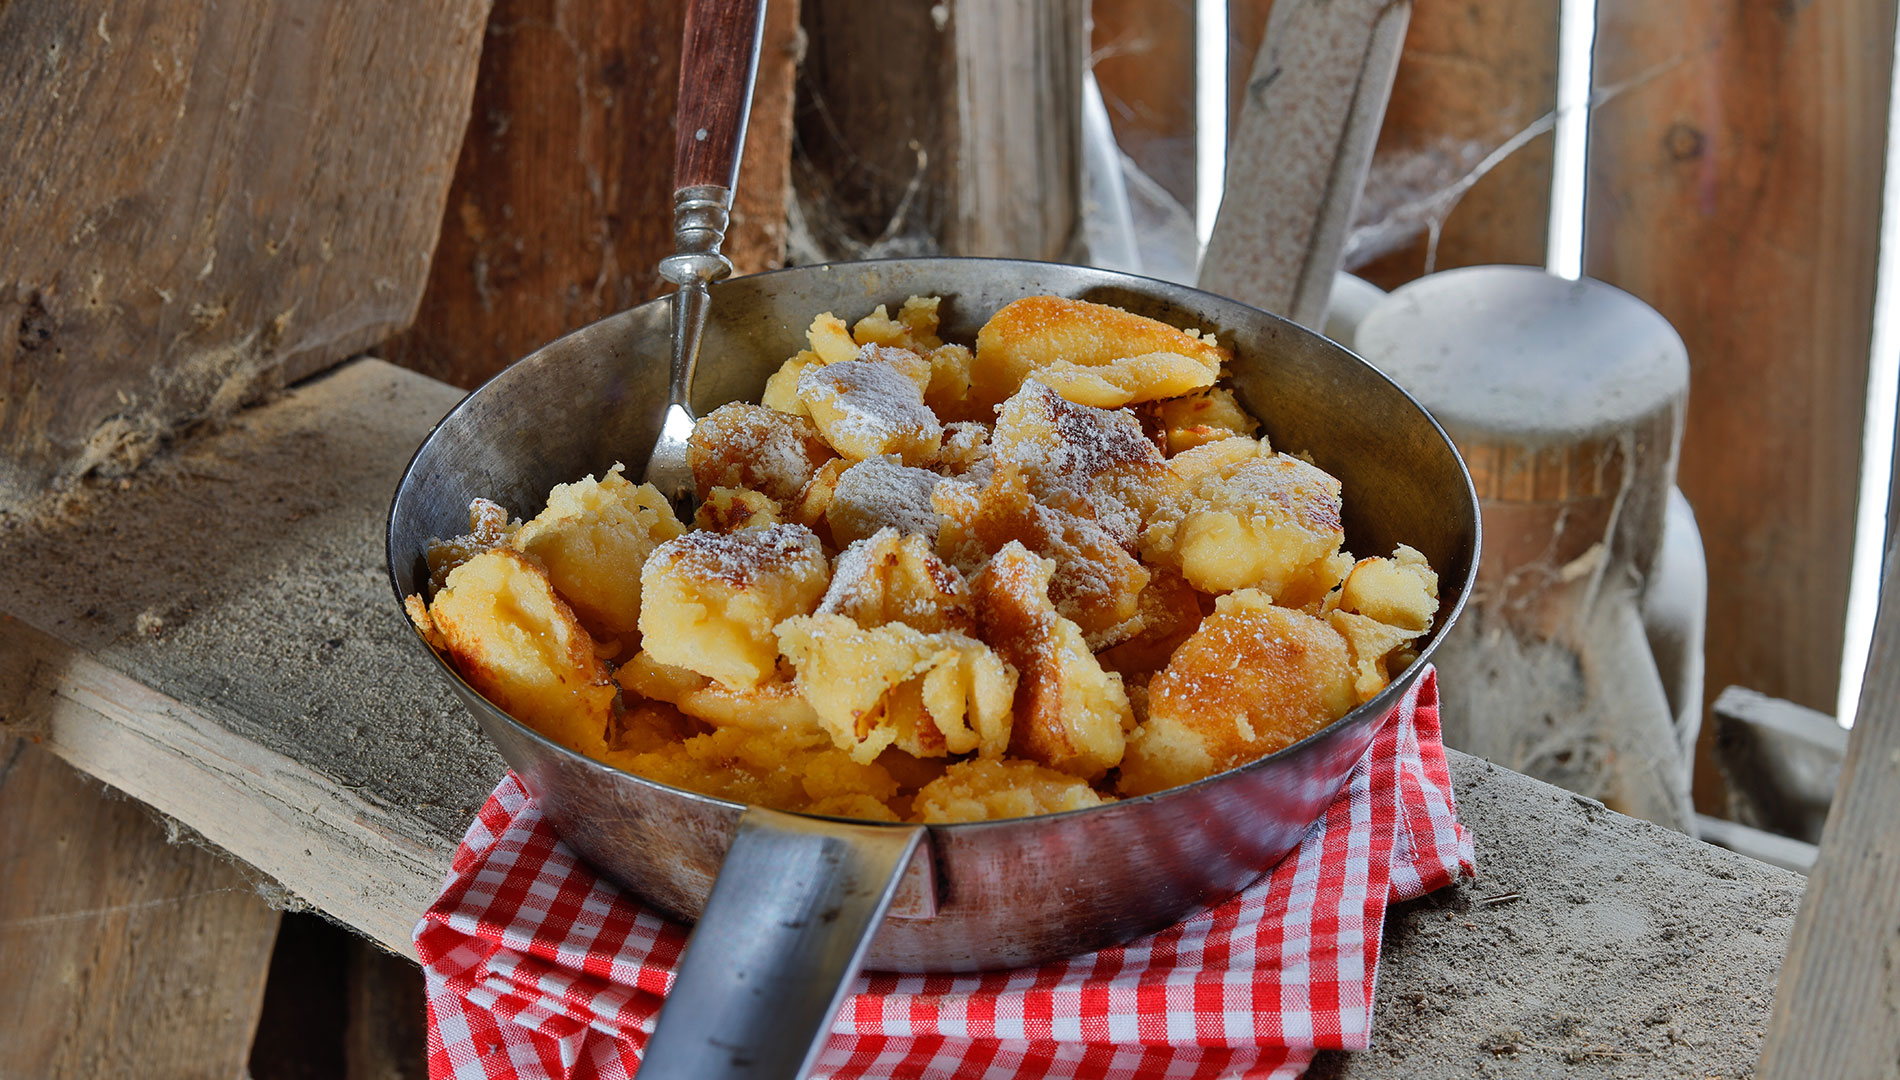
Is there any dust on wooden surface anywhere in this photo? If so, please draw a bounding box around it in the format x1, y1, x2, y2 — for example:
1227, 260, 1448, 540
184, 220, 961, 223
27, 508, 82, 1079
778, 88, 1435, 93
1314, 756, 1801, 1079
0, 360, 502, 844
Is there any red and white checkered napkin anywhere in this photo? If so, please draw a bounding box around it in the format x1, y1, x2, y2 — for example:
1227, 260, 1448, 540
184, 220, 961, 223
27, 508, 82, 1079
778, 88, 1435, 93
416, 669, 1472, 1080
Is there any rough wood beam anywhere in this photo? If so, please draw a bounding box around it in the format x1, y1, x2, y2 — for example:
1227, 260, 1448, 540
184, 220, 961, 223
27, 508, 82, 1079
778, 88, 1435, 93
0, 615, 453, 959
0, 0, 489, 501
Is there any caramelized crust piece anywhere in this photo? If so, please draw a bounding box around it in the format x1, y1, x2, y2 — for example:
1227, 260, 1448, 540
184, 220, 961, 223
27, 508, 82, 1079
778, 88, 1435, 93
509, 463, 684, 640
796, 349, 944, 464
990, 380, 1173, 544
776, 614, 1017, 763
694, 486, 783, 533
425, 498, 521, 592
934, 466, 1149, 646
820, 528, 976, 635
923, 344, 988, 422
1119, 590, 1356, 796
761, 351, 820, 417
615, 651, 822, 735
1333, 544, 1440, 631
1142, 448, 1350, 606
689, 402, 837, 503
1031, 352, 1217, 409
1095, 565, 1208, 681
426, 549, 616, 757
638, 524, 830, 687
1142, 386, 1262, 456
807, 312, 861, 365
972, 542, 1131, 779
911, 758, 1110, 823
1320, 545, 1441, 702
851, 296, 945, 352
972, 296, 1229, 407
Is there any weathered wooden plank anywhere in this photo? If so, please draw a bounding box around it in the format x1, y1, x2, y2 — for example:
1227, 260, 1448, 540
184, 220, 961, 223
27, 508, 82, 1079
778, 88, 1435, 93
1199, 0, 1411, 326
380, 0, 800, 391
1711, 685, 1847, 842
789, 0, 1083, 262
0, 619, 453, 958
0, 0, 489, 502
1227, 0, 1276, 141
1348, 0, 1559, 287
1090, 0, 1197, 213
346, 938, 432, 1080
0, 734, 282, 1075
1585, 0, 1895, 815
1758, 543, 1900, 1078
946, 0, 1086, 260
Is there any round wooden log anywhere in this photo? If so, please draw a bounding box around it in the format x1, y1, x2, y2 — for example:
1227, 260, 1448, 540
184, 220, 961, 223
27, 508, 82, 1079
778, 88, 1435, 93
1358, 265, 1695, 828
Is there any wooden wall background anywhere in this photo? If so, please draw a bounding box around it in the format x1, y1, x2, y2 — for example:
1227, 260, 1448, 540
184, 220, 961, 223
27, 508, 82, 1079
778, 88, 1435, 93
1587, 0, 1896, 813
381, 0, 803, 391
0, 0, 489, 505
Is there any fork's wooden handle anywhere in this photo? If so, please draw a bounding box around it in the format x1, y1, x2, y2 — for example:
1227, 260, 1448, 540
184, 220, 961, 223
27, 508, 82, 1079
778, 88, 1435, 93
675, 0, 768, 193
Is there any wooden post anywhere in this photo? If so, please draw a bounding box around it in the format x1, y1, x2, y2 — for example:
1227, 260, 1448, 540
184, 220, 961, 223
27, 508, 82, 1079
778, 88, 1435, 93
790, 0, 1084, 262
1227, 1, 1276, 141
947, 0, 1086, 259
0, 0, 488, 503
381, 0, 802, 391
1348, 0, 1560, 288
1090, 0, 1197, 213
0, 736, 281, 1074
1200, 0, 1410, 326
1585, 0, 1896, 816
1757, 541, 1900, 1078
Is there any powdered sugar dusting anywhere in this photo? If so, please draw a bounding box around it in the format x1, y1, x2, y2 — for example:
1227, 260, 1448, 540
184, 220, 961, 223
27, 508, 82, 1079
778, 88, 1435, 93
654, 523, 825, 588
797, 358, 941, 452
827, 456, 943, 544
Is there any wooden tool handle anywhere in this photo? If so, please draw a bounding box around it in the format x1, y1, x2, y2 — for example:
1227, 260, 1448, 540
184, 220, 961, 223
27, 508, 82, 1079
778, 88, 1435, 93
675, 0, 767, 193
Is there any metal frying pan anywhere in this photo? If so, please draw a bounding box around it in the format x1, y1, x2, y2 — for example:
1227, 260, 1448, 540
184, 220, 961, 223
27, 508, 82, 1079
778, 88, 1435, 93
386, 257, 1479, 1077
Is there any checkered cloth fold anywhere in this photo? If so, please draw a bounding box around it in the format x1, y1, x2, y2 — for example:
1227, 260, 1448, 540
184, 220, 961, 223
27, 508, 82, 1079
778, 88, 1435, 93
418, 668, 1471, 1080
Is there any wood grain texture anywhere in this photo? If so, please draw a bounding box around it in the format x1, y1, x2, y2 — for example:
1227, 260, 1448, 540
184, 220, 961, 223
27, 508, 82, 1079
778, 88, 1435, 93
1227, 0, 1276, 141
1349, 0, 1558, 287
945, 0, 1087, 259
728, 0, 803, 278
0, 616, 454, 958
789, 0, 1084, 262
0, 734, 281, 1076
346, 939, 431, 1080
1584, 0, 1895, 816
674, 0, 767, 192
381, 0, 799, 391
1090, 0, 1197, 212
0, 0, 488, 501
790, 0, 954, 257
1200, 0, 1411, 325
1758, 542, 1900, 1079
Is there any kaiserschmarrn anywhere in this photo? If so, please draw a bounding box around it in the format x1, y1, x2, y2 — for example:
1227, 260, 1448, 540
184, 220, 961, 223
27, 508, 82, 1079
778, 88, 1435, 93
409, 294, 1439, 822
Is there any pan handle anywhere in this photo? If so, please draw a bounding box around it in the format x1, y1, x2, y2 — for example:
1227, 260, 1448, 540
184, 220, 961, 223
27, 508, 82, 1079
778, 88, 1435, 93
638, 808, 928, 1080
